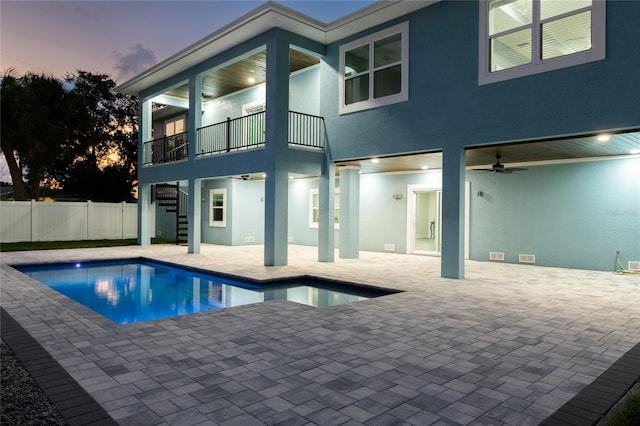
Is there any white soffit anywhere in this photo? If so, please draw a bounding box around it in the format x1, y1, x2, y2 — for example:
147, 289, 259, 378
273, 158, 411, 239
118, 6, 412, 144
116, 0, 438, 95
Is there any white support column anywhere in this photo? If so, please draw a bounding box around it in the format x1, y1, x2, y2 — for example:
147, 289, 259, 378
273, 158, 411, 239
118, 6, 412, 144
441, 146, 466, 279
138, 99, 153, 246
188, 179, 202, 254
318, 159, 335, 262
339, 165, 360, 259
263, 32, 290, 266
138, 184, 152, 246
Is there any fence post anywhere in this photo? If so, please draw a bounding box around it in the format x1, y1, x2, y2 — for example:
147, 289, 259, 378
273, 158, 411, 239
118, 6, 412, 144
30, 199, 36, 242
121, 201, 126, 240
87, 200, 92, 240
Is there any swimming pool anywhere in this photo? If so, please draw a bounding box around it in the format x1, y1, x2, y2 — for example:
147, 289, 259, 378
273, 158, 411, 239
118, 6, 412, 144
16, 259, 394, 324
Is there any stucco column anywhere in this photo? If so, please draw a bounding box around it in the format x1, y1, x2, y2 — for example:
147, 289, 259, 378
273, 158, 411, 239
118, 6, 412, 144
187, 74, 202, 161
441, 146, 466, 279
187, 75, 203, 254
263, 31, 290, 266
339, 165, 360, 259
187, 179, 202, 254
137, 99, 153, 246
318, 159, 335, 262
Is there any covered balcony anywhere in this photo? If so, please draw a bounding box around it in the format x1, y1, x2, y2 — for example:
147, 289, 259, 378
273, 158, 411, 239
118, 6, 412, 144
142, 46, 324, 166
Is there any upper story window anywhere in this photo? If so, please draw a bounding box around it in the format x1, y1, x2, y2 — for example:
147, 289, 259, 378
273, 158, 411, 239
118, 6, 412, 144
479, 0, 605, 85
339, 22, 409, 114
165, 116, 185, 136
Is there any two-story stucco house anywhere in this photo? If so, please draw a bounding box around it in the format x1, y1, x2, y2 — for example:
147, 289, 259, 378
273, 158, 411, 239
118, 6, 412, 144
116, 0, 640, 278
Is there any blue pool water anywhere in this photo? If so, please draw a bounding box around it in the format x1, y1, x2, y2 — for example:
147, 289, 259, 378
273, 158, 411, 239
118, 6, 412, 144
16, 259, 391, 324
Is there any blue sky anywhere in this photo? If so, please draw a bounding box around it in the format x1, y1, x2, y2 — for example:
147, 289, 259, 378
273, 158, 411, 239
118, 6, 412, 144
0, 0, 376, 182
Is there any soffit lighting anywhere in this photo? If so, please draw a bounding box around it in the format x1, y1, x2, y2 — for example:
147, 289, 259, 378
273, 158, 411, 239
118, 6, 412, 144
248, 77, 256, 84
371, 158, 379, 164
421, 165, 429, 170
630, 148, 640, 154
597, 134, 611, 142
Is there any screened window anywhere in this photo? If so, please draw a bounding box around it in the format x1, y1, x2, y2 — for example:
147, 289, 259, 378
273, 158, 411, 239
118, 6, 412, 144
309, 189, 339, 229
209, 188, 226, 227
479, 0, 605, 84
340, 22, 409, 114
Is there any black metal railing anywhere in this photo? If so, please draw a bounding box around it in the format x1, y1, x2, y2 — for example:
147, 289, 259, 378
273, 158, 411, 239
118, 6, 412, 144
197, 112, 265, 156
143, 132, 189, 165
196, 110, 325, 157
288, 111, 326, 150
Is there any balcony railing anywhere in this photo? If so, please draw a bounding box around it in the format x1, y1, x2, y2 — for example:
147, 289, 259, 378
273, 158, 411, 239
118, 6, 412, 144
197, 111, 325, 157
143, 132, 188, 165
143, 111, 325, 165
288, 111, 326, 150
197, 112, 265, 156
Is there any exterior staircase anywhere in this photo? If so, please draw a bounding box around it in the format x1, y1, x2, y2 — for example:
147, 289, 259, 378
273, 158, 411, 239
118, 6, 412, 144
155, 183, 188, 244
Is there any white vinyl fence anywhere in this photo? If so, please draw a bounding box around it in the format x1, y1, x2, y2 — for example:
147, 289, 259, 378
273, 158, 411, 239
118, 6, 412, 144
0, 201, 139, 243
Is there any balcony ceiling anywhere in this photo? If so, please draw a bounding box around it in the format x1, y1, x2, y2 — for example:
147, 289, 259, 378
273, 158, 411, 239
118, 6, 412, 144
164, 49, 320, 102
336, 130, 640, 174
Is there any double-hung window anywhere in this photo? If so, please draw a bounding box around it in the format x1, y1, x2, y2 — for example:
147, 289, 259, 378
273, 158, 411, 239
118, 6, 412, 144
339, 22, 409, 114
479, 0, 605, 84
209, 188, 226, 227
309, 189, 340, 229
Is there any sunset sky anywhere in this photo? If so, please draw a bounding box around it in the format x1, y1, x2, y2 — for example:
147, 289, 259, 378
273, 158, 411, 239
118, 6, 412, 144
0, 0, 376, 182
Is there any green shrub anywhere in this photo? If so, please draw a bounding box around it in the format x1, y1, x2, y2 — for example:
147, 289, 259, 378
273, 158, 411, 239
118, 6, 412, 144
608, 391, 640, 426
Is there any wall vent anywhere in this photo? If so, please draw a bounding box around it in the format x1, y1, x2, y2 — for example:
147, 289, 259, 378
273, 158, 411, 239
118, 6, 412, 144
629, 261, 640, 271
489, 252, 505, 261
519, 254, 536, 264
384, 244, 395, 252
244, 236, 255, 243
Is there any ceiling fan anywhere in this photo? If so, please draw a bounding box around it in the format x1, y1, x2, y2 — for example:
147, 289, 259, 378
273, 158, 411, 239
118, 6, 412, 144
473, 154, 527, 174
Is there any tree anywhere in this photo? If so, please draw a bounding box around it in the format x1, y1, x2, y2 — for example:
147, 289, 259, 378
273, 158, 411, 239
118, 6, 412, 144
1, 69, 69, 200
1, 70, 138, 202
49, 71, 138, 201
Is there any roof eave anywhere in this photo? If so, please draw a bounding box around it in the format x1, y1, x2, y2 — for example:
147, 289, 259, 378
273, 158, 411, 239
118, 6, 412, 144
116, 0, 437, 96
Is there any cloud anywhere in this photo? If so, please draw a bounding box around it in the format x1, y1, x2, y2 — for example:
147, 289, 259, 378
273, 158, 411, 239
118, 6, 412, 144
112, 44, 157, 82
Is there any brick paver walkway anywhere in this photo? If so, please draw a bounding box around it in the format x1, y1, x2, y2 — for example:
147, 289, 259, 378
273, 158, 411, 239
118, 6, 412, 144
1, 244, 638, 425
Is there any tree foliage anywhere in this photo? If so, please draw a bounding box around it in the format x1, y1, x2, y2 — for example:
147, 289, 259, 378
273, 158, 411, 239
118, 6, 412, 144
1, 69, 138, 201
1, 69, 69, 200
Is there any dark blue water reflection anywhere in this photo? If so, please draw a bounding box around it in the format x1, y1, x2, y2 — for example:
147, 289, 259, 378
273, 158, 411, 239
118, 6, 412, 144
17, 260, 380, 324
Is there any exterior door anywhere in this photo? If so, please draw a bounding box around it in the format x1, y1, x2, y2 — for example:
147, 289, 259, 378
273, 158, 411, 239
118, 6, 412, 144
413, 190, 442, 254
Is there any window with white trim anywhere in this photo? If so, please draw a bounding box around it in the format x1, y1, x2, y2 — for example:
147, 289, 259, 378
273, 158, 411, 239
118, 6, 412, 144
339, 22, 409, 114
309, 189, 339, 229
209, 188, 226, 227
479, 0, 605, 84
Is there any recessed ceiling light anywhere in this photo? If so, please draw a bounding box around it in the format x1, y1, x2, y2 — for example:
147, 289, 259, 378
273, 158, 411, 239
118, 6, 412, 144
371, 158, 379, 164
248, 77, 256, 84
630, 148, 640, 154
421, 165, 429, 170
597, 134, 611, 142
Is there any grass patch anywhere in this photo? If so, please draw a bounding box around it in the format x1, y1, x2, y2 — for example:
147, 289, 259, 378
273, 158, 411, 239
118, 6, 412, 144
0, 238, 175, 252
608, 391, 640, 426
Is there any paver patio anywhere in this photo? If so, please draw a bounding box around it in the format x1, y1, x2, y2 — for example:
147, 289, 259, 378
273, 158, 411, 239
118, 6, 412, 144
1, 244, 638, 425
